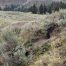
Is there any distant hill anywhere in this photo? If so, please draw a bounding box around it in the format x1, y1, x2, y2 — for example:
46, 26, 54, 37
24, 0, 53, 8
0, 0, 65, 6
0, 0, 27, 6
24, 0, 63, 8
63, 0, 66, 3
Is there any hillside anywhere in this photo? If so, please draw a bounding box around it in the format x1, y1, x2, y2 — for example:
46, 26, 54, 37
0, 0, 65, 6
0, 10, 66, 66
0, 0, 27, 6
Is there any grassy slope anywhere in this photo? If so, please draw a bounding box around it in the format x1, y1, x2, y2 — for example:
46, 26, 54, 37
0, 10, 66, 66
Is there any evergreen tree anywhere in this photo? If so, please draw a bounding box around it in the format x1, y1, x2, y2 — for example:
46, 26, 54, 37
28, 6, 33, 12
10, 4, 18, 11
47, 5, 52, 14
51, 2, 55, 12
0, 7, 2, 10
31, 4, 38, 14
43, 4, 47, 14
3, 4, 18, 11
55, 6, 59, 11
39, 4, 44, 14
53, 2, 59, 12
3, 5, 10, 11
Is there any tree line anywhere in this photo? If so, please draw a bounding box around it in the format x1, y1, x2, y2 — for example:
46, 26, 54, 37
0, 1, 66, 14
29, 2, 66, 14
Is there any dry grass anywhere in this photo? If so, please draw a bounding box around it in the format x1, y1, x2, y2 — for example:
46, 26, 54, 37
0, 10, 66, 66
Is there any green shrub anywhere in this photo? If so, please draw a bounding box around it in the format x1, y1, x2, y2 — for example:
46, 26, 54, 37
58, 19, 66, 27
33, 43, 51, 56
63, 61, 66, 66
24, 41, 32, 48
52, 63, 62, 66
42, 43, 51, 52
13, 28, 21, 35
3, 30, 18, 44
15, 45, 29, 66
2, 30, 32, 66
2, 30, 18, 52
0, 64, 3, 66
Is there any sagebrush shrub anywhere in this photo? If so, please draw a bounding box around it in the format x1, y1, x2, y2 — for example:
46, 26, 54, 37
33, 42, 51, 56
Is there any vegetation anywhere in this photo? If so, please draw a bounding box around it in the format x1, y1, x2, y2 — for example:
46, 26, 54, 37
0, 8, 66, 66
31, 4, 38, 14
33, 43, 51, 56
39, 4, 44, 14
0, 1, 65, 14
43, 4, 47, 14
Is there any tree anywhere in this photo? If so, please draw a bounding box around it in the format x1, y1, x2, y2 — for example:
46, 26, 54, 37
52, 2, 59, 12
0, 7, 2, 10
10, 4, 18, 11
3, 4, 18, 11
31, 4, 38, 14
3, 5, 10, 11
55, 6, 59, 11
59, 2, 66, 9
39, 4, 44, 14
47, 5, 52, 14
28, 6, 32, 12
43, 4, 47, 14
